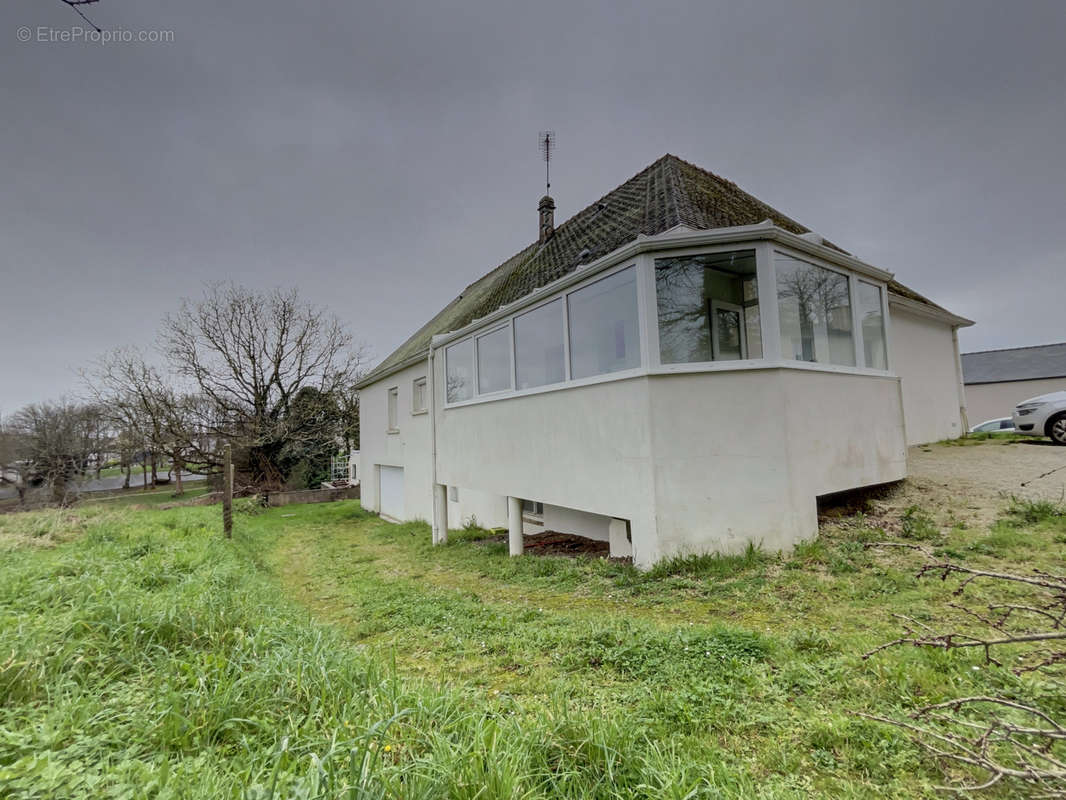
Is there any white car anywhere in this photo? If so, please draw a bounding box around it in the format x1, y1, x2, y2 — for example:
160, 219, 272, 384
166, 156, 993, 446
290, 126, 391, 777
969, 417, 1015, 434
1012, 391, 1066, 445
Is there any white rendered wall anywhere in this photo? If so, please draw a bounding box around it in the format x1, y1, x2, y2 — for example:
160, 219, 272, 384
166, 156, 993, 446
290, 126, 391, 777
965, 378, 1066, 426
645, 369, 907, 564
433, 353, 907, 566
889, 308, 965, 444
447, 487, 508, 529
358, 362, 433, 522
433, 355, 659, 563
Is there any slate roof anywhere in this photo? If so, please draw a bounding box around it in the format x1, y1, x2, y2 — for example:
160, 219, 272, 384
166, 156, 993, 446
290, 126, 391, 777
961, 343, 1066, 385
361, 154, 948, 386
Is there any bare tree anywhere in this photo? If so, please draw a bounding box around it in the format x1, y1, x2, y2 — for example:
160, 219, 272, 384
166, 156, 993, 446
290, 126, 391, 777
9, 401, 109, 504
0, 413, 26, 504
861, 544, 1066, 796
159, 284, 367, 487
89, 348, 204, 497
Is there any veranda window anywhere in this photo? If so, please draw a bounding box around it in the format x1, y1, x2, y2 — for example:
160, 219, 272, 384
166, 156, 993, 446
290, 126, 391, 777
567, 266, 640, 379
857, 281, 888, 370
514, 299, 565, 389
477, 326, 511, 394
655, 250, 762, 364
775, 253, 855, 367
445, 339, 474, 402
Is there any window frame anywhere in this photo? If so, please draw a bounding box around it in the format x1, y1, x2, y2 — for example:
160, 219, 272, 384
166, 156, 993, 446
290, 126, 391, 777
855, 279, 889, 371
512, 295, 567, 391
411, 376, 428, 415
386, 386, 399, 433
773, 249, 858, 368
441, 260, 643, 408
565, 264, 643, 381
444, 338, 475, 404
475, 323, 514, 396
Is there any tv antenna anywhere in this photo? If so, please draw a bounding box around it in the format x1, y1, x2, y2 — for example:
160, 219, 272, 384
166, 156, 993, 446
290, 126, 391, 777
539, 130, 555, 194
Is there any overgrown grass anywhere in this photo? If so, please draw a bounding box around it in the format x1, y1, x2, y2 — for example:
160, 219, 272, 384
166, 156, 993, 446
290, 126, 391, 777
1, 496, 1062, 797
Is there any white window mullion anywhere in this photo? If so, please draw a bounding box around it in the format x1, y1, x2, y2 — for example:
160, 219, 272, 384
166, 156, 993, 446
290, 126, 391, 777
510, 317, 518, 390
881, 284, 895, 373
508, 319, 516, 390
562, 293, 573, 381
471, 337, 480, 396
849, 275, 864, 368
638, 254, 658, 368
756, 243, 782, 361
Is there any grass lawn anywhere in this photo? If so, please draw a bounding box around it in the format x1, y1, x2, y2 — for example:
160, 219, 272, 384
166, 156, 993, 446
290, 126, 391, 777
1, 489, 1063, 797
79, 485, 213, 509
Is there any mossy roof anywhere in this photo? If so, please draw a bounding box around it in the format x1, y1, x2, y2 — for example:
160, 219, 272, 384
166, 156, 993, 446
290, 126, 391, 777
361, 154, 949, 385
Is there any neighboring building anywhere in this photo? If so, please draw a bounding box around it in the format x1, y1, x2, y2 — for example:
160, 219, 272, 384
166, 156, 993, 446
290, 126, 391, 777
962, 343, 1066, 425
357, 155, 972, 568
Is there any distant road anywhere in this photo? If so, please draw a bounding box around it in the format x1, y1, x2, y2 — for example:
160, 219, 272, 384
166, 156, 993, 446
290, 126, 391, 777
0, 471, 206, 500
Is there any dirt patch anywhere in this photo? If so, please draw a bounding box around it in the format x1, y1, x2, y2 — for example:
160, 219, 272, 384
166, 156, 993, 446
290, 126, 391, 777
823, 438, 1066, 532
481, 530, 625, 559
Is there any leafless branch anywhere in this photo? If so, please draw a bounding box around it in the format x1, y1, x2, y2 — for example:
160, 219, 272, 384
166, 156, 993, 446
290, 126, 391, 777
862, 547, 1066, 795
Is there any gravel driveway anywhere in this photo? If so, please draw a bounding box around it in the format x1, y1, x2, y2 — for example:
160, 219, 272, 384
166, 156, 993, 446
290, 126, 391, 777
876, 438, 1066, 528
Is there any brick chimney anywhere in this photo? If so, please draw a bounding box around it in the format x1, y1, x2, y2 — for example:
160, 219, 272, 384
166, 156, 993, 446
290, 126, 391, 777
538, 195, 555, 244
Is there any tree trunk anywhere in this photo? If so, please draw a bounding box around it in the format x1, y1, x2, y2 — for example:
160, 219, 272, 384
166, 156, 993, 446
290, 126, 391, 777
141, 460, 148, 492
123, 463, 130, 490
150, 453, 158, 487
52, 474, 66, 505
174, 454, 184, 496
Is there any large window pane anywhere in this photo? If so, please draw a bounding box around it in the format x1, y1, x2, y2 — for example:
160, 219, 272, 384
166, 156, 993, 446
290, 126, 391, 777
858, 281, 887, 370
514, 299, 565, 389
568, 267, 641, 379
477, 326, 511, 394
776, 253, 855, 366
445, 339, 474, 402
655, 250, 762, 363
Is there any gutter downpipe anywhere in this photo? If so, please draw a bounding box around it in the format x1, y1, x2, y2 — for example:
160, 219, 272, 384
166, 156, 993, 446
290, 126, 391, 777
951, 326, 970, 435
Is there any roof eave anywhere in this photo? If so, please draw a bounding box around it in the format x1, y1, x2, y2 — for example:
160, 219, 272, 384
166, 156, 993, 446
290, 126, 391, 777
354, 350, 429, 390
888, 293, 974, 328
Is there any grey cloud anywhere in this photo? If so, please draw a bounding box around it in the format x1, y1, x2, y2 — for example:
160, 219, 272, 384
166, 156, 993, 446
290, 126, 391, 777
2, 0, 1064, 411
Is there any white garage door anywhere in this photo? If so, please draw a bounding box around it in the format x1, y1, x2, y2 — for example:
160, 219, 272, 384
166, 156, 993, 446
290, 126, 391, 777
379, 466, 404, 520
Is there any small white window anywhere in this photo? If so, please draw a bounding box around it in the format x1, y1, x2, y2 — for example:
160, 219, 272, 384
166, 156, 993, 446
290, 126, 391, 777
412, 377, 427, 413
387, 387, 399, 432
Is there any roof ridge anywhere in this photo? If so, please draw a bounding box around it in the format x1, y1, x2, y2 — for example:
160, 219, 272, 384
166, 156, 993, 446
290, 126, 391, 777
962, 341, 1066, 356
663, 155, 686, 230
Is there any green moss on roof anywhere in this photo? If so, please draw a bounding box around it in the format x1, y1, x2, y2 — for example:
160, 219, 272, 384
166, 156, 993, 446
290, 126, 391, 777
362, 154, 944, 384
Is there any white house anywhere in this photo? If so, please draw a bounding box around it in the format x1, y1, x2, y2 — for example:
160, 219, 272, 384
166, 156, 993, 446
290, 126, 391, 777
962, 343, 1066, 425
357, 155, 973, 568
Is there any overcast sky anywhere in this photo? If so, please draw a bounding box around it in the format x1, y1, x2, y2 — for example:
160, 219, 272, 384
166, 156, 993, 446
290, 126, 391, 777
2, 0, 1064, 413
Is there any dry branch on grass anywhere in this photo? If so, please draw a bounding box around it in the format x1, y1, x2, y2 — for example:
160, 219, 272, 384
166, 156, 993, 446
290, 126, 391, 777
860, 544, 1066, 795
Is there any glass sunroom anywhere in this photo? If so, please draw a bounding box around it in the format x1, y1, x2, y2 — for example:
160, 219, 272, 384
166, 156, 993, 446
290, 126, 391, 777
440, 237, 892, 406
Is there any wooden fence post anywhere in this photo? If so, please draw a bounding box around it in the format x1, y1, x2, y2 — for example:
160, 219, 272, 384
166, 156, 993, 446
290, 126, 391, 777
222, 444, 233, 538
